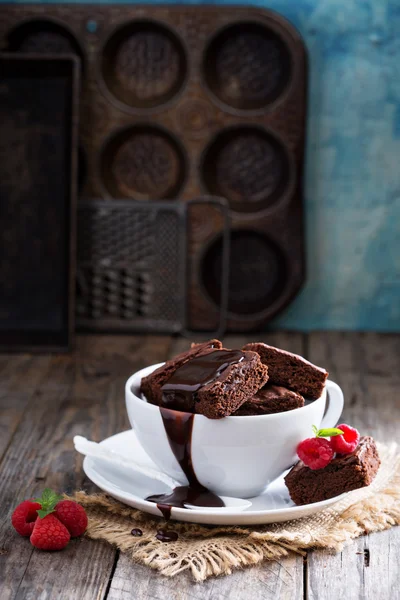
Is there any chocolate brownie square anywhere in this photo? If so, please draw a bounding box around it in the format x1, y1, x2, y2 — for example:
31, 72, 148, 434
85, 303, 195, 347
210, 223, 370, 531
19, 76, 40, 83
233, 384, 304, 416
161, 349, 269, 419
140, 339, 223, 406
284, 436, 380, 505
243, 342, 328, 399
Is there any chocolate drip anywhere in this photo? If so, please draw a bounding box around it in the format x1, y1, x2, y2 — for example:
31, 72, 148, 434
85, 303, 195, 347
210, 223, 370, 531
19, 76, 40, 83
161, 349, 246, 412
159, 408, 195, 482
146, 406, 224, 516
155, 503, 173, 521
146, 349, 247, 516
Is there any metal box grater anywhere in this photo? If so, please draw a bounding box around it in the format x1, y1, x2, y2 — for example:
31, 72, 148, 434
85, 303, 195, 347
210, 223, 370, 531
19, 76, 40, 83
76, 197, 230, 334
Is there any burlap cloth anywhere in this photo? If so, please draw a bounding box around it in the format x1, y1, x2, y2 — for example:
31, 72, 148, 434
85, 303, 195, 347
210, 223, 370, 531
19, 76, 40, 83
71, 442, 400, 582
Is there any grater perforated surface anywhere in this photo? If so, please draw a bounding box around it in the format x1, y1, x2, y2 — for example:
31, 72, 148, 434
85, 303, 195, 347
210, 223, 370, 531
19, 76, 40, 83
76, 200, 186, 332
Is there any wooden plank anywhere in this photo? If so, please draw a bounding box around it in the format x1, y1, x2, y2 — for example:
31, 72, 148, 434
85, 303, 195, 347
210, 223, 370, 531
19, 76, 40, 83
0, 354, 52, 460
108, 333, 305, 600
73, 334, 171, 382
0, 354, 47, 390
0, 335, 172, 600
0, 354, 77, 600
12, 538, 115, 600
306, 332, 400, 600
360, 332, 400, 379
107, 554, 304, 600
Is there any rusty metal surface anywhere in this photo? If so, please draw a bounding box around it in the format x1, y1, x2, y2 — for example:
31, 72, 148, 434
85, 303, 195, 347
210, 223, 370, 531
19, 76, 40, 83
76, 197, 229, 335
0, 5, 307, 331
0, 53, 79, 352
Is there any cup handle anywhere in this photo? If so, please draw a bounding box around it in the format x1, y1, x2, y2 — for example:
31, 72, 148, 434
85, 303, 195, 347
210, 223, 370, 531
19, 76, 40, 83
320, 381, 344, 428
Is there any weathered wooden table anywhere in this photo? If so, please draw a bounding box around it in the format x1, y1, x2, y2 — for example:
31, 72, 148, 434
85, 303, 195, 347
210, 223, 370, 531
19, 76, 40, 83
1, 333, 399, 599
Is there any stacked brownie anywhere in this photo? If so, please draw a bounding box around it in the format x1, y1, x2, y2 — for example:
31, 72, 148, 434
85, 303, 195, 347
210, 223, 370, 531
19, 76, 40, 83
141, 341, 269, 419
235, 342, 328, 417
141, 339, 223, 407
234, 385, 304, 416
140, 339, 328, 419
243, 343, 328, 400
140, 339, 380, 503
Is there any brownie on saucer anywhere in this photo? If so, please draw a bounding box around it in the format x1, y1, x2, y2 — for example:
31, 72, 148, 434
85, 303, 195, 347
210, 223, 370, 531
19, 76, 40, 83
233, 384, 304, 416
140, 339, 222, 406
284, 436, 380, 505
243, 342, 328, 400
161, 349, 269, 419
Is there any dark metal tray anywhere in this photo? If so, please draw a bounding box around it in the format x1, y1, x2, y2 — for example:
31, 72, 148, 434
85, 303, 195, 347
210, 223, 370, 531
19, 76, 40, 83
0, 53, 79, 352
0, 5, 307, 331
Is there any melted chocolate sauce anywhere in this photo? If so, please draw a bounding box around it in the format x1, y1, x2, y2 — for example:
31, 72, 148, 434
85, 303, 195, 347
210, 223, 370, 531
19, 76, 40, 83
155, 503, 173, 521
146, 350, 248, 516
160, 349, 245, 413
146, 405, 224, 516
147, 481, 224, 519
156, 529, 178, 542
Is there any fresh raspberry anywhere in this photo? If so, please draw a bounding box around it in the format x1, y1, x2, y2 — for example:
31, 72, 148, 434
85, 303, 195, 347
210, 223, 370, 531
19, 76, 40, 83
55, 500, 88, 537
11, 489, 87, 550
30, 514, 70, 551
297, 437, 334, 469
330, 423, 360, 454
11, 500, 41, 537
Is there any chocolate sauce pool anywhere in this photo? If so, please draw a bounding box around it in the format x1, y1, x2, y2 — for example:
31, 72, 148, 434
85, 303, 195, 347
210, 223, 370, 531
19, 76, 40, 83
146, 350, 247, 517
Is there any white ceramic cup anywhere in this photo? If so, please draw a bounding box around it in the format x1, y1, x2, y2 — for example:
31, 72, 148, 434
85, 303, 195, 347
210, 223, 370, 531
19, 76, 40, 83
125, 363, 344, 498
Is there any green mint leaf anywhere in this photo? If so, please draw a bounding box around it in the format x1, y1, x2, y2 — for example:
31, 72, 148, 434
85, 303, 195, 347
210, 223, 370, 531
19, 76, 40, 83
33, 488, 63, 512
312, 424, 319, 436
36, 508, 55, 519
316, 427, 344, 438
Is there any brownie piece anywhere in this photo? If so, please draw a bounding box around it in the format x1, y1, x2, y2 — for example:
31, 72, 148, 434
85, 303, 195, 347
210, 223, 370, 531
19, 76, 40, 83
233, 384, 304, 416
161, 348, 269, 419
284, 436, 380, 505
140, 339, 223, 406
243, 342, 328, 400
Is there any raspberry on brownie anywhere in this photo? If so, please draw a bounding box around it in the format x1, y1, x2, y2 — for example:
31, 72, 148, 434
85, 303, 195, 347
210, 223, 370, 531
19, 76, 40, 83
243, 342, 328, 400
284, 436, 380, 505
140, 339, 223, 406
233, 384, 304, 416
161, 348, 269, 419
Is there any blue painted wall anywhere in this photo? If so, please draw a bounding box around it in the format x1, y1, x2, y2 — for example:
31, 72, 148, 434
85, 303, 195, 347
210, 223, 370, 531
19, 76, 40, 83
5, 0, 400, 331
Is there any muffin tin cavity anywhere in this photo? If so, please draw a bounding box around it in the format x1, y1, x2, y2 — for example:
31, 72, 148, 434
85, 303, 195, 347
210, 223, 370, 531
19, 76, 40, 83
0, 5, 307, 332
201, 230, 288, 316
202, 127, 291, 213
203, 22, 291, 113
100, 125, 187, 200
101, 21, 187, 111
7, 19, 84, 62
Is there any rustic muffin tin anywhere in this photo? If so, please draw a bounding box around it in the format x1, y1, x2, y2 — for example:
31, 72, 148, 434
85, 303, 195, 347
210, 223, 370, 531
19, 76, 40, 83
0, 53, 79, 351
0, 5, 307, 331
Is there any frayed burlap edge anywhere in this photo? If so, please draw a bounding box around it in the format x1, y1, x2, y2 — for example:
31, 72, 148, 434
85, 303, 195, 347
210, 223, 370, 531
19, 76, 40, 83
69, 442, 400, 582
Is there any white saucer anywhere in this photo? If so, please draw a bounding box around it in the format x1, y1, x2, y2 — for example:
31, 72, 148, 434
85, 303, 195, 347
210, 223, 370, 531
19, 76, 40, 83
83, 430, 347, 525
